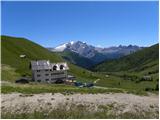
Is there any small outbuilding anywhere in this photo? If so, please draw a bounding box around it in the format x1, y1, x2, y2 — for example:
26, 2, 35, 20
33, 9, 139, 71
20, 54, 26, 58
142, 75, 152, 81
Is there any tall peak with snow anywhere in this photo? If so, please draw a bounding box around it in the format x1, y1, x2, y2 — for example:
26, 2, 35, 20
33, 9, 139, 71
70, 41, 74, 45
48, 41, 142, 62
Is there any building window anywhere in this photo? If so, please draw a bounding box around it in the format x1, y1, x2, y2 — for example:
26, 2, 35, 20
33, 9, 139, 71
37, 70, 40, 72
60, 65, 64, 70
51, 73, 55, 76
37, 80, 41, 82
45, 69, 49, 72
45, 74, 49, 76
51, 72, 64, 75
37, 74, 41, 77
53, 65, 57, 70
46, 79, 49, 81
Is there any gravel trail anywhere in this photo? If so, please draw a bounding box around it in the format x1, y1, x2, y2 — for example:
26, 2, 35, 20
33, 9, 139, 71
1, 93, 159, 118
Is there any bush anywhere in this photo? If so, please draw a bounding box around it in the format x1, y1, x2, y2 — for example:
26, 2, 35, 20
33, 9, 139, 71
145, 87, 154, 91
155, 84, 159, 91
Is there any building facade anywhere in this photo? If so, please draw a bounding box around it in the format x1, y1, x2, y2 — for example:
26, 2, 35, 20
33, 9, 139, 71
30, 60, 69, 83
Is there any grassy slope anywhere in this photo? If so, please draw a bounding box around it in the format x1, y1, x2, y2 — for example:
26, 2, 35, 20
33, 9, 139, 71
93, 44, 159, 72
1, 35, 97, 83
58, 51, 95, 69
1, 82, 124, 94
1, 64, 21, 82
1, 35, 158, 93
1, 36, 63, 75
92, 44, 159, 92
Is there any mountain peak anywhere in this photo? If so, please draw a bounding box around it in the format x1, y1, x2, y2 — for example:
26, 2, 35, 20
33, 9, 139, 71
70, 41, 75, 45
49, 41, 143, 62
74, 41, 86, 44
54, 43, 67, 52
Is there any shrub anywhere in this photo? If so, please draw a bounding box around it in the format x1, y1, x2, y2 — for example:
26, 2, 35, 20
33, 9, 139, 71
155, 84, 159, 91
145, 87, 154, 91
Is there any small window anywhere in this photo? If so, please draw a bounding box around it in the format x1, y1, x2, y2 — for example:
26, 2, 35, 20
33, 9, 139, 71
55, 72, 64, 75
45, 69, 49, 72
37, 70, 40, 72
60, 65, 64, 70
46, 79, 49, 81
45, 74, 49, 76
37, 80, 41, 82
51, 73, 56, 76
53, 65, 57, 70
37, 74, 41, 77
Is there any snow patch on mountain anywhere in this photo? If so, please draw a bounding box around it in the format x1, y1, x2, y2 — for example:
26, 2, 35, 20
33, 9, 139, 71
54, 43, 67, 52
70, 41, 74, 45
48, 41, 143, 63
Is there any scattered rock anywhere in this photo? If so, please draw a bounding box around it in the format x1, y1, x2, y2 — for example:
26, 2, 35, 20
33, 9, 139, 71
51, 98, 55, 100
1, 93, 159, 118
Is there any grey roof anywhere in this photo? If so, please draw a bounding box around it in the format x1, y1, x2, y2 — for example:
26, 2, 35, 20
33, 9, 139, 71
31, 60, 69, 70
31, 60, 52, 70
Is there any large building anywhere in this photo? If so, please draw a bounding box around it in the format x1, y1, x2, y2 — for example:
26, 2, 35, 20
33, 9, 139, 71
30, 60, 69, 83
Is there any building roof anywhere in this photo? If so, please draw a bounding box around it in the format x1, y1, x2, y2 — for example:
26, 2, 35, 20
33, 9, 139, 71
31, 60, 69, 70
51, 62, 69, 70
31, 60, 52, 70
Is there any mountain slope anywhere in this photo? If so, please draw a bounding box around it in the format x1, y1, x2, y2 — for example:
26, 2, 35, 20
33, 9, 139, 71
49, 41, 143, 64
51, 41, 97, 58
58, 51, 96, 69
2, 35, 158, 92
93, 44, 159, 72
1, 36, 63, 75
1, 35, 98, 82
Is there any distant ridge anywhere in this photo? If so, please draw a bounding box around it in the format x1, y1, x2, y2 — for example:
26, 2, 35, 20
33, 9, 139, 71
48, 41, 143, 64
93, 43, 159, 72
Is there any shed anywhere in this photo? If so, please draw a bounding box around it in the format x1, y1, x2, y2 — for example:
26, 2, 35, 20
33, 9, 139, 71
20, 55, 26, 58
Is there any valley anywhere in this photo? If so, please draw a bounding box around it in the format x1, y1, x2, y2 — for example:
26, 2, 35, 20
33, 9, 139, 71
2, 35, 158, 93
1, 35, 159, 119
48, 40, 143, 67
1, 0, 159, 118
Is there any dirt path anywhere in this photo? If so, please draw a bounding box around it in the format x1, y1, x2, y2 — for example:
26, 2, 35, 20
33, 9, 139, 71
94, 85, 125, 90
1, 93, 159, 118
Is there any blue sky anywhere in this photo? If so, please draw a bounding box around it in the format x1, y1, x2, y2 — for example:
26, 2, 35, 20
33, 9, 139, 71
1, 1, 159, 47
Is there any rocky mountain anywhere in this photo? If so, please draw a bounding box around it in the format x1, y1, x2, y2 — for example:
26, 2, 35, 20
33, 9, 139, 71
49, 41, 143, 64
93, 43, 159, 72
96, 45, 142, 55
50, 41, 96, 58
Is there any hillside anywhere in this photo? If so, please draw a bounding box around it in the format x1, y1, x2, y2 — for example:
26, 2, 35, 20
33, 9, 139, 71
93, 44, 159, 73
1, 35, 159, 93
92, 44, 159, 92
1, 36, 63, 74
1, 35, 98, 82
57, 51, 95, 69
